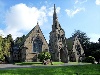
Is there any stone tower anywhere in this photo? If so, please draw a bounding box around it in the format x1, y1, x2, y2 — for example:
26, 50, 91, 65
49, 4, 68, 62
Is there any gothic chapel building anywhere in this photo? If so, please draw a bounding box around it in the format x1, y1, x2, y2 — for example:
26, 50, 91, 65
12, 4, 85, 63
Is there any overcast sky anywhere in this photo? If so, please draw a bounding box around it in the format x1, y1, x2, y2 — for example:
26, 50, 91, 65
0, 0, 100, 43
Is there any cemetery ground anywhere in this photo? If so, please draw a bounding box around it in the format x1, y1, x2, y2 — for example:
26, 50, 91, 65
0, 62, 100, 75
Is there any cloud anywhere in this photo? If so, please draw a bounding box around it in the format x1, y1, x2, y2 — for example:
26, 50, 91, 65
75, 0, 79, 4
46, 39, 49, 43
65, 7, 85, 17
3, 3, 48, 39
1, 3, 60, 40
89, 33, 100, 42
0, 29, 5, 37
48, 7, 60, 17
75, 0, 87, 4
96, 0, 100, 5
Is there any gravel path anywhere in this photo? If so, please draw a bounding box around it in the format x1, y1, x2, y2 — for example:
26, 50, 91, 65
0, 64, 35, 70
0, 63, 89, 70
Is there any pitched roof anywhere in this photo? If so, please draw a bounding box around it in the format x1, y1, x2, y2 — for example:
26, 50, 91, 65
20, 23, 48, 46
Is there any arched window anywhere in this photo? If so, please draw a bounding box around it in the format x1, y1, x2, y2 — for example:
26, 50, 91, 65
33, 37, 43, 53
76, 45, 81, 55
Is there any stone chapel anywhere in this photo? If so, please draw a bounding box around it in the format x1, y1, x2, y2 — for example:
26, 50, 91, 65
12, 4, 85, 63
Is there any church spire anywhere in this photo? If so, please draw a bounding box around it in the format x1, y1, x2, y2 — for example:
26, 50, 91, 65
54, 4, 56, 14
53, 4, 57, 24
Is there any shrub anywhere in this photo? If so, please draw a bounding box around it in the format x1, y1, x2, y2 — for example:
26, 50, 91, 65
38, 52, 51, 62
84, 56, 95, 64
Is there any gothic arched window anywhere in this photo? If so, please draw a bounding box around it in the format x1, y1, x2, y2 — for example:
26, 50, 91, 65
33, 38, 43, 53
75, 45, 81, 55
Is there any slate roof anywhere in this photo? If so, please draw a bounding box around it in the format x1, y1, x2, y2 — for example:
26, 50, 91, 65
19, 23, 48, 46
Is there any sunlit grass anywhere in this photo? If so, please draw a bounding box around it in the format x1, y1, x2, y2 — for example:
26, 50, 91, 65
0, 64, 100, 75
15, 62, 64, 66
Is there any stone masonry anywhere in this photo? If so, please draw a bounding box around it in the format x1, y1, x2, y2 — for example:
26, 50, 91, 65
49, 4, 68, 62
20, 23, 49, 62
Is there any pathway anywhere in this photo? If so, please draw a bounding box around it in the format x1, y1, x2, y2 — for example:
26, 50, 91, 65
0, 63, 91, 70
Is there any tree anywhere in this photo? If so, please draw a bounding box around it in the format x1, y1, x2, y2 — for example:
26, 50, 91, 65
92, 50, 100, 64
0, 36, 4, 62
38, 52, 51, 62
98, 38, 100, 43
14, 35, 25, 45
0, 34, 14, 63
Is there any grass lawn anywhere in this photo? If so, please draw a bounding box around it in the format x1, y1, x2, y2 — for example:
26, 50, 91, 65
0, 64, 100, 75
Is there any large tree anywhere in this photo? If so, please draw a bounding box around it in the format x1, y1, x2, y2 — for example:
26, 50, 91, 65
14, 35, 25, 45
0, 34, 13, 63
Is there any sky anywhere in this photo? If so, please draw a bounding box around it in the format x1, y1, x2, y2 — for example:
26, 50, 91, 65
0, 0, 100, 43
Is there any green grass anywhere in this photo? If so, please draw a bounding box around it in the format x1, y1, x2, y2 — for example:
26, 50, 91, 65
68, 62, 91, 65
52, 62, 64, 65
0, 64, 100, 75
15, 62, 43, 66
15, 62, 64, 66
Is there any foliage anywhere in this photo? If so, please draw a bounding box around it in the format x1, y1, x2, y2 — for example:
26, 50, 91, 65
38, 52, 51, 61
0, 65, 100, 75
0, 50, 5, 61
98, 38, 100, 43
0, 34, 13, 62
92, 50, 100, 63
14, 35, 25, 45
85, 42, 100, 63
72, 30, 90, 50
71, 30, 100, 63
84, 56, 95, 64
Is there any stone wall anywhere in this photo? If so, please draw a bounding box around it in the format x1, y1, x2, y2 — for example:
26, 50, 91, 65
21, 24, 49, 62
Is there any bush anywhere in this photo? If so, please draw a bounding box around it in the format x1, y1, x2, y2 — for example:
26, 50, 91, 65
38, 52, 51, 62
84, 56, 95, 64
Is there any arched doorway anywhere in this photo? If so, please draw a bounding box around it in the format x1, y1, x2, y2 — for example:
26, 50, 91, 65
60, 49, 65, 62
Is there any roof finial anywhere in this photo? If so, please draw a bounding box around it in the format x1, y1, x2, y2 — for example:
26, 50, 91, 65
37, 21, 39, 25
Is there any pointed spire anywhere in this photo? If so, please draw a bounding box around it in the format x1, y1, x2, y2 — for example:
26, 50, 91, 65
53, 4, 57, 24
54, 4, 56, 13
53, 4, 57, 17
